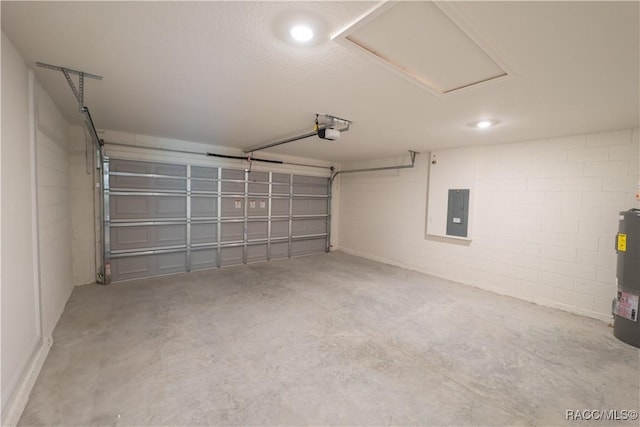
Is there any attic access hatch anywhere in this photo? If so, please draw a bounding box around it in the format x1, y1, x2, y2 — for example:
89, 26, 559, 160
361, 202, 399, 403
333, 1, 510, 96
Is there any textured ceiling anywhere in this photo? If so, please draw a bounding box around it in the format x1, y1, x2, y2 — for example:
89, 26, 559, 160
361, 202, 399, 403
2, 1, 639, 162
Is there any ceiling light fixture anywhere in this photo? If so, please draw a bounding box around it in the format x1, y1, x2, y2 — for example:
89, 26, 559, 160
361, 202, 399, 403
290, 25, 314, 42
274, 11, 327, 47
468, 119, 500, 129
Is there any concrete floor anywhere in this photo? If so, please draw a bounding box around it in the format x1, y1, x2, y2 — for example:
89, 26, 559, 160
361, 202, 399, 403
19, 252, 639, 426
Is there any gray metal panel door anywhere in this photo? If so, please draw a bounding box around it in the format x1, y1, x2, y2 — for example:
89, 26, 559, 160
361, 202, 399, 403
105, 159, 330, 282
446, 189, 469, 238
108, 159, 189, 281
110, 224, 186, 251
110, 252, 187, 281
191, 248, 218, 271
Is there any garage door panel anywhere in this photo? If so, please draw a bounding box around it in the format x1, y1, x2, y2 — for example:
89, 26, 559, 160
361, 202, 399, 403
221, 169, 244, 193
221, 246, 243, 267
222, 169, 244, 180
292, 238, 327, 256
192, 167, 218, 191
192, 166, 218, 179
111, 160, 186, 191
248, 183, 269, 194
272, 173, 290, 194
192, 179, 217, 192
157, 225, 187, 245
111, 175, 185, 191
157, 197, 187, 216
191, 223, 217, 244
191, 249, 217, 271
221, 198, 244, 217
111, 255, 152, 281
271, 220, 289, 238
292, 219, 327, 236
111, 224, 186, 251
271, 242, 288, 259
272, 184, 289, 195
110, 195, 151, 219
157, 252, 187, 273
111, 251, 187, 281
110, 159, 148, 174
247, 244, 267, 263
221, 222, 243, 242
272, 173, 289, 183
192, 197, 217, 218
155, 177, 186, 190
248, 172, 268, 194
111, 160, 185, 176
111, 195, 186, 219
248, 221, 267, 240
248, 198, 268, 217
293, 185, 327, 196
292, 199, 328, 215
248, 171, 268, 181
156, 164, 187, 177
111, 227, 150, 250
293, 176, 328, 195
272, 199, 290, 216
110, 175, 152, 189
107, 158, 330, 282
221, 181, 244, 194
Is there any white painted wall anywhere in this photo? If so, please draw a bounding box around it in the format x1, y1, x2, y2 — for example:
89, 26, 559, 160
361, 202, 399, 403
1, 32, 40, 424
1, 31, 73, 425
337, 129, 639, 321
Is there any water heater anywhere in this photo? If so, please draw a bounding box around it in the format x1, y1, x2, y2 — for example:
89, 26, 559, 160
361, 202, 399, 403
613, 209, 640, 348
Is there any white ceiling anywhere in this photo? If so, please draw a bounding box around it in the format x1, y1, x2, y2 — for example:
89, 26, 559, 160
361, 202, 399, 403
2, 1, 639, 162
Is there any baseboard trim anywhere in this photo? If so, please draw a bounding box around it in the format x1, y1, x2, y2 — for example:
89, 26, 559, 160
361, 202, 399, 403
1, 335, 53, 426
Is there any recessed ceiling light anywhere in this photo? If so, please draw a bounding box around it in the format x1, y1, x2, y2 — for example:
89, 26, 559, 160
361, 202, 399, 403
468, 119, 500, 129
274, 11, 327, 47
290, 25, 314, 42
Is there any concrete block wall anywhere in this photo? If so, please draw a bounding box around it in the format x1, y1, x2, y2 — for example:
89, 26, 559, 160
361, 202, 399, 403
1, 31, 73, 425
2, 32, 39, 423
337, 128, 639, 320
36, 84, 74, 338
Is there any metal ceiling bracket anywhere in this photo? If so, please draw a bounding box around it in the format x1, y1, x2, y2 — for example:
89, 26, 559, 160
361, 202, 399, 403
330, 150, 419, 184
243, 113, 352, 154
321, 113, 352, 132
36, 62, 104, 147
37, 61, 107, 285
36, 62, 102, 111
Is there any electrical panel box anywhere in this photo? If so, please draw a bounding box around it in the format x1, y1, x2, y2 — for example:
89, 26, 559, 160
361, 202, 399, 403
426, 148, 476, 240
446, 189, 469, 238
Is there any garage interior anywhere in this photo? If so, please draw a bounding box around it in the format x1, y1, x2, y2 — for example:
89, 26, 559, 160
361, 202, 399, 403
2, 1, 639, 426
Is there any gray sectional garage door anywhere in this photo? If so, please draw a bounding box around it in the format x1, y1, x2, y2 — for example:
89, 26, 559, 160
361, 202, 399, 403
105, 158, 330, 282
